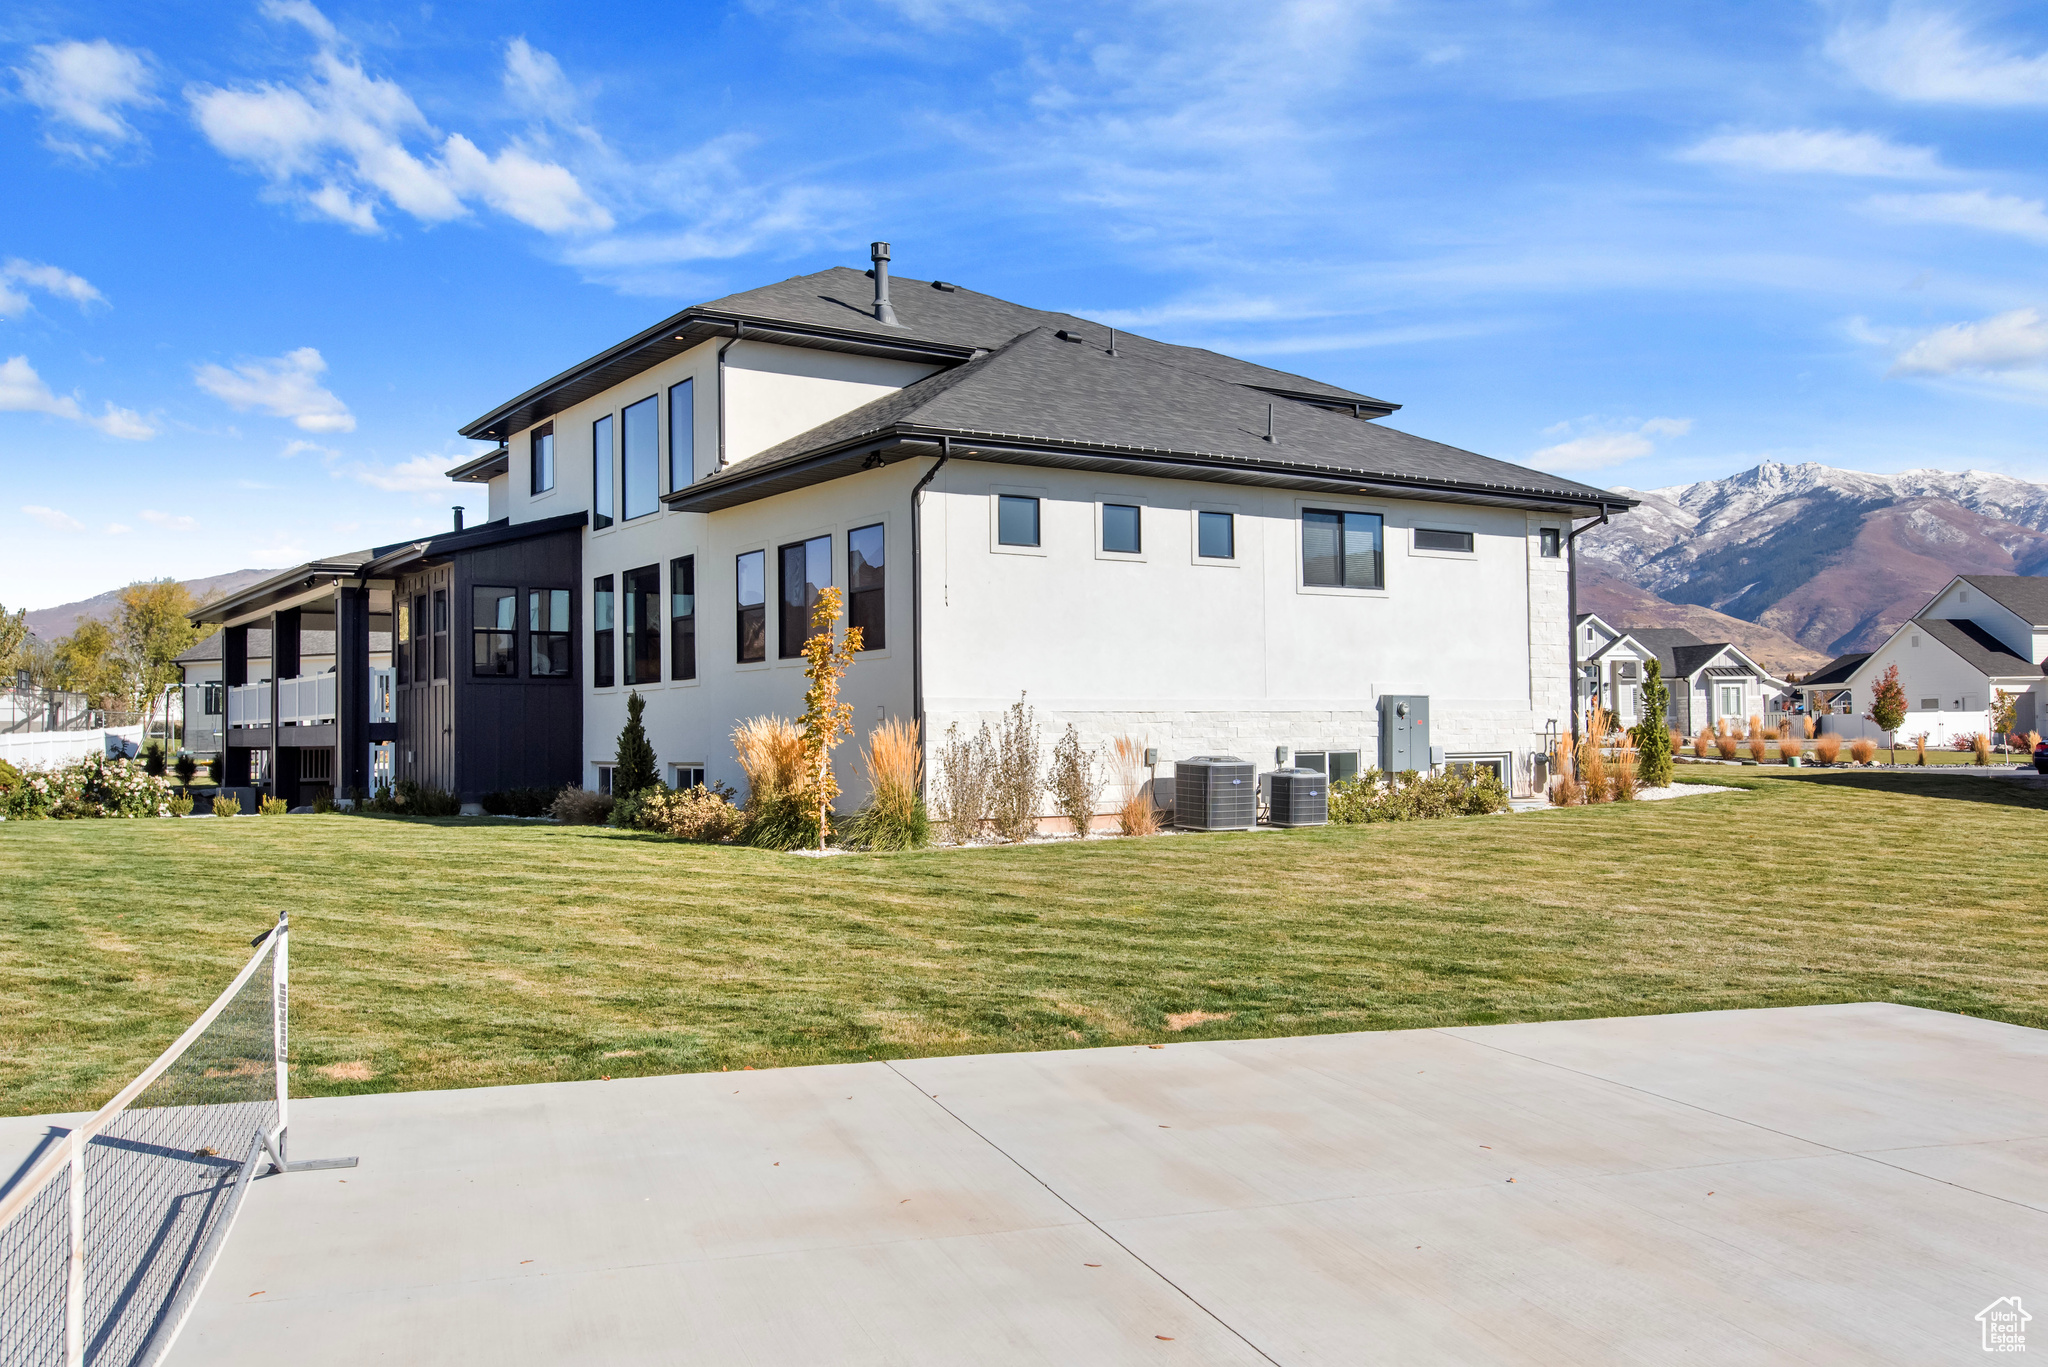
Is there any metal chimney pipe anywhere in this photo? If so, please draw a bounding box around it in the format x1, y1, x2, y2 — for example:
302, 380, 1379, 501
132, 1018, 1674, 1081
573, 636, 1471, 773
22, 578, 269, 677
453, 506, 465, 532
871, 242, 899, 326
1264, 404, 1277, 444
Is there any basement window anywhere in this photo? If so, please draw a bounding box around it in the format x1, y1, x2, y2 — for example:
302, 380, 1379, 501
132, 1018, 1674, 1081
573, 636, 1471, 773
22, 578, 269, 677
671, 764, 706, 791
1294, 751, 1361, 782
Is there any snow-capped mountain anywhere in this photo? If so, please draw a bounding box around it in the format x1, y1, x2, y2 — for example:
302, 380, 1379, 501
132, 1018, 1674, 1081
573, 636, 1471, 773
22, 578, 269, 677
1582, 461, 2048, 657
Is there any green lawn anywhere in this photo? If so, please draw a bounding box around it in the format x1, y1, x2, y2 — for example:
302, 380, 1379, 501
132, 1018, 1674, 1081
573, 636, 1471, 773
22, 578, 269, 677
5, 770, 2045, 1117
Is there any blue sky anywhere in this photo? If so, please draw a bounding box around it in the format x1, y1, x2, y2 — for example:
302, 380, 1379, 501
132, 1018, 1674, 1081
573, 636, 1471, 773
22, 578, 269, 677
3, 0, 2045, 607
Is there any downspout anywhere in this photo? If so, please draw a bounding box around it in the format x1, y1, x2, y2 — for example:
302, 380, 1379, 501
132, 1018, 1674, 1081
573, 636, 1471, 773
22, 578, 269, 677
910, 442, 950, 800
715, 321, 744, 470
1566, 504, 1610, 744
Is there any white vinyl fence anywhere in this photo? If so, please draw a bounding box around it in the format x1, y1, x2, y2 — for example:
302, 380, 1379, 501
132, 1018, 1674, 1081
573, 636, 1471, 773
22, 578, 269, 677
0, 727, 144, 770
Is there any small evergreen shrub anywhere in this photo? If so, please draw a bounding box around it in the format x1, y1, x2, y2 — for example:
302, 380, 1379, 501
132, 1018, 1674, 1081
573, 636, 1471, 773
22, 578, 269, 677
174, 752, 198, 787
168, 794, 195, 816
1630, 659, 1674, 788
258, 795, 289, 816
311, 792, 336, 814
613, 691, 658, 798
212, 793, 242, 818
142, 741, 167, 777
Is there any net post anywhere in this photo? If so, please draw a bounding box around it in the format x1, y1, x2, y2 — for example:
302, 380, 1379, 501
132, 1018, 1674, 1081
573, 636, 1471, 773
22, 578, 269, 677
272, 910, 289, 1165
65, 1129, 84, 1367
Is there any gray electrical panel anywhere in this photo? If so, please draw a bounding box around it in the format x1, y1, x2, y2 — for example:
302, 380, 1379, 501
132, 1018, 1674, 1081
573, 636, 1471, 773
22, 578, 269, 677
1378, 695, 1432, 774
1174, 755, 1256, 830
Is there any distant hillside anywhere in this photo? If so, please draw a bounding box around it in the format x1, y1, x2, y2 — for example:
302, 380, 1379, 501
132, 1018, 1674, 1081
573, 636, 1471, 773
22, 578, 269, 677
1577, 564, 1829, 676
1585, 462, 2048, 656
23, 569, 282, 641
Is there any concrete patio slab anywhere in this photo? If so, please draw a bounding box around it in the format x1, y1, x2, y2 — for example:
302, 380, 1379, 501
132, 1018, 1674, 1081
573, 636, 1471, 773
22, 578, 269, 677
9, 1003, 2041, 1365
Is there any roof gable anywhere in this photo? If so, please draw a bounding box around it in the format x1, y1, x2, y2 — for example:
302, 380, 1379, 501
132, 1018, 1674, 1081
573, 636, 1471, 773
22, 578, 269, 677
1914, 616, 2038, 678
1958, 575, 2048, 628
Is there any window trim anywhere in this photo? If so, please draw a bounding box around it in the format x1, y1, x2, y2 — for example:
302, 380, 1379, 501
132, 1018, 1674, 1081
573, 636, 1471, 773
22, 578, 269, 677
990, 487, 1047, 556
1191, 504, 1242, 566
1408, 521, 1479, 560
1095, 498, 1145, 562
778, 533, 834, 660
669, 762, 706, 791
529, 422, 555, 497
430, 587, 450, 682
846, 521, 887, 654
1295, 499, 1388, 597
1444, 753, 1510, 783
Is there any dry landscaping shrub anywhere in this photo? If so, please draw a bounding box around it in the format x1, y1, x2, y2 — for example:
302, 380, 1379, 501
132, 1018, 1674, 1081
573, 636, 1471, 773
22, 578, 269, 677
1333, 767, 1509, 822
844, 718, 930, 851
1669, 727, 1685, 752
1779, 729, 1805, 763
1547, 732, 1582, 806
211, 793, 242, 818
1612, 736, 1639, 800
1748, 732, 1769, 763
733, 715, 814, 849
1813, 733, 1842, 765
1913, 733, 1929, 766
1110, 735, 1159, 837
1046, 724, 1105, 838
258, 796, 289, 816
1693, 728, 1712, 758
168, 794, 195, 816
935, 720, 994, 845
988, 693, 1043, 843
634, 782, 744, 842
1579, 735, 1609, 803
549, 786, 614, 825
2029, 730, 2043, 751
1715, 731, 1741, 760
1748, 714, 1763, 739
1974, 732, 1992, 765
1850, 737, 1877, 764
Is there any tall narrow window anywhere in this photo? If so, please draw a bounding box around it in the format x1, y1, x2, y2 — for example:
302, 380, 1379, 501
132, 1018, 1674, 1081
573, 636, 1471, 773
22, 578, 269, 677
668, 379, 694, 491
431, 589, 450, 680
1197, 510, 1234, 559
1302, 509, 1383, 589
530, 422, 555, 495
471, 586, 517, 677
779, 535, 832, 658
592, 414, 614, 529
736, 551, 765, 663
1539, 527, 1561, 558
848, 524, 884, 651
395, 597, 411, 685
412, 593, 428, 683
670, 555, 696, 681
529, 589, 571, 677
623, 564, 661, 684
622, 396, 657, 520
997, 495, 1040, 547
593, 575, 615, 688
1102, 503, 1141, 554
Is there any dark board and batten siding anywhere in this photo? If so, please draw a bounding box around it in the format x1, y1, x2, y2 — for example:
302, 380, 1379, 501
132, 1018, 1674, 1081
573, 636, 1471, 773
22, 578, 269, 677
451, 530, 583, 801
396, 564, 458, 793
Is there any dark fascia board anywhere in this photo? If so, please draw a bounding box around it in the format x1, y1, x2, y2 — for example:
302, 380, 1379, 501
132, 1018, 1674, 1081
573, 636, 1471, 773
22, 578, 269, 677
362, 509, 590, 576
447, 446, 509, 483
192, 559, 375, 624
665, 428, 1632, 517
457, 311, 977, 444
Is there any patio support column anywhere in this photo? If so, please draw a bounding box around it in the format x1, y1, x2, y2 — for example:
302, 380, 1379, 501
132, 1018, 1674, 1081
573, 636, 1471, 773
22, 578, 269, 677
268, 611, 283, 803
337, 584, 370, 799
224, 625, 248, 788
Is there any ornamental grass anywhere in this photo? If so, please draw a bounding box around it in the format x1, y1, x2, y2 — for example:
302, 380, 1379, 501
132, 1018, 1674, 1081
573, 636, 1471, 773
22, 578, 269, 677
1814, 733, 1843, 765
844, 717, 930, 851
1780, 729, 1806, 763
1110, 735, 1160, 837
1716, 730, 1742, 761
733, 715, 813, 850
1693, 729, 1712, 759
1748, 731, 1769, 763
1850, 737, 1877, 764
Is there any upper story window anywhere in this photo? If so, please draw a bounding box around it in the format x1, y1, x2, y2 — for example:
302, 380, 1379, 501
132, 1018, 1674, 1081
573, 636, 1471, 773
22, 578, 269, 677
622, 396, 658, 521
472, 587, 517, 677
530, 589, 571, 677
592, 414, 614, 530
592, 575, 616, 688
848, 524, 884, 650
202, 681, 224, 716
669, 380, 694, 491
412, 593, 429, 683
1302, 509, 1383, 589
431, 588, 450, 680
1198, 511, 1234, 559
530, 423, 555, 495
998, 495, 1040, 547
736, 551, 766, 663
395, 597, 411, 685
670, 556, 696, 681
623, 564, 661, 685
1414, 528, 1473, 553
1539, 527, 1561, 558
1102, 503, 1141, 554
779, 535, 832, 658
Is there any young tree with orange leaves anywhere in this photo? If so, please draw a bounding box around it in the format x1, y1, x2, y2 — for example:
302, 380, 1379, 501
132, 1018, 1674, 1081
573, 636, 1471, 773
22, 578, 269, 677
797, 586, 863, 850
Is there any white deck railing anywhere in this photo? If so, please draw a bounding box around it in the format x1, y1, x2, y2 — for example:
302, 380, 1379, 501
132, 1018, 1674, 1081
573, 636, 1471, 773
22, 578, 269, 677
227, 683, 269, 729
277, 674, 337, 726
369, 667, 395, 724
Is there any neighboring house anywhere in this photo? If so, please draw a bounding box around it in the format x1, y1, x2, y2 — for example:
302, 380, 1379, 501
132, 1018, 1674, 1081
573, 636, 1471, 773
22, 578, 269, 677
197, 248, 1634, 808
1573, 614, 1657, 726
1790, 652, 1871, 718
1577, 618, 1784, 735
1825, 575, 2048, 745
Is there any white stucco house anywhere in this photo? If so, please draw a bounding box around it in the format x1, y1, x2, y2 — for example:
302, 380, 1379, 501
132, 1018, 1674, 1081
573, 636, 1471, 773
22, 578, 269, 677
1805, 576, 2048, 745
193, 247, 1635, 809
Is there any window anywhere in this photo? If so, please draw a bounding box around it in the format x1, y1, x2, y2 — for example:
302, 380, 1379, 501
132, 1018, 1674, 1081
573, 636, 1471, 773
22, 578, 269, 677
592, 414, 614, 529
1920, 697, 1940, 711
623, 564, 661, 685
1198, 510, 1235, 559
670, 763, 705, 791
1539, 528, 1561, 558
530, 422, 555, 495
1446, 756, 1506, 782
1717, 684, 1742, 717
669, 380, 694, 491
395, 597, 410, 685
736, 551, 766, 663
595, 764, 615, 796
997, 495, 1040, 547
1102, 503, 1141, 554
202, 681, 224, 716
431, 589, 449, 680
1293, 750, 1361, 782
622, 396, 658, 520
779, 535, 833, 658
530, 589, 571, 677
412, 593, 428, 683
1414, 527, 1474, 553
593, 575, 615, 688
848, 524, 884, 650
670, 556, 696, 680
471, 586, 517, 677
1302, 509, 1383, 589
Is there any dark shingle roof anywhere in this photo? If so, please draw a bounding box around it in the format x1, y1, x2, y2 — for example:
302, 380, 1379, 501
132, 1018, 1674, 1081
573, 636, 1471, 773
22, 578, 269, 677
1801, 652, 1870, 686
1917, 618, 2038, 677
675, 327, 1622, 511
1613, 627, 1718, 679
1960, 575, 2048, 628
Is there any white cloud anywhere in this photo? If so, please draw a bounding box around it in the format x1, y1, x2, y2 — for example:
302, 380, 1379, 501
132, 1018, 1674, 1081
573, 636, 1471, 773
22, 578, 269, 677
103, 522, 131, 534
23, 505, 85, 532
1889, 308, 2048, 377
1828, 4, 2048, 106
280, 438, 339, 458
13, 39, 155, 159
0, 260, 107, 318
1532, 416, 1692, 472
193, 346, 355, 432
139, 509, 199, 531
1679, 128, 1947, 178
187, 6, 609, 236
345, 454, 450, 492
1865, 190, 2048, 243
0, 354, 156, 438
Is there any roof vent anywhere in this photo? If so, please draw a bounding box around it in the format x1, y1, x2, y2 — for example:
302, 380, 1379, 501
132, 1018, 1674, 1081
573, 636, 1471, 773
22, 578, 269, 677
930, 280, 958, 292
453, 507, 465, 532
1055, 329, 1085, 344
870, 242, 899, 326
